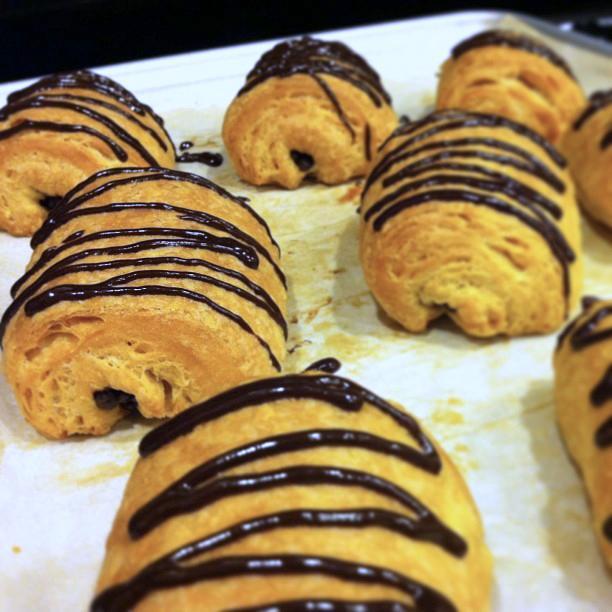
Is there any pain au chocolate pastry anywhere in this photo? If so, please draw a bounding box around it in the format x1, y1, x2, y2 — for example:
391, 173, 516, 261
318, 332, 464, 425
360, 109, 582, 337
92, 358, 492, 611
0, 69, 175, 236
563, 90, 612, 229
0, 167, 287, 438
222, 36, 397, 189
555, 297, 612, 567
436, 29, 585, 145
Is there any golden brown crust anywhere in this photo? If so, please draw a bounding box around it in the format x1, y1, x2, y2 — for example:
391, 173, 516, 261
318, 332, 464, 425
222, 37, 397, 189
562, 90, 612, 229
554, 297, 612, 568
0, 70, 175, 236
1, 167, 286, 439
359, 110, 582, 338
436, 31, 585, 146
94, 365, 492, 611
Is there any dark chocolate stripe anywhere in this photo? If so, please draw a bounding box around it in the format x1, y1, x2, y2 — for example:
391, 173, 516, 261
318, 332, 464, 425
227, 601, 413, 612
1, 255, 284, 343
8, 69, 164, 126
374, 111, 565, 174
237, 36, 390, 139
304, 357, 342, 373
138, 374, 439, 470
369, 188, 573, 297
129, 428, 447, 539
569, 304, 612, 350
574, 89, 612, 130
604, 516, 612, 542
364, 173, 562, 223
0, 93, 169, 151
451, 29, 575, 78
14, 227, 259, 298
23, 280, 281, 371
31, 201, 284, 287
601, 129, 612, 150
91, 554, 454, 612
591, 365, 612, 406
0, 120, 127, 161
372, 136, 564, 196
0, 97, 160, 165
595, 417, 612, 448
51, 167, 280, 253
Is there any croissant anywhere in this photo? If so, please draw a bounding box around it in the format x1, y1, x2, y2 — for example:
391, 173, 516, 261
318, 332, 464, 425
359, 109, 582, 337
436, 29, 585, 145
222, 36, 397, 188
92, 358, 492, 611
563, 90, 612, 228
0, 69, 175, 236
555, 297, 612, 567
1, 166, 286, 438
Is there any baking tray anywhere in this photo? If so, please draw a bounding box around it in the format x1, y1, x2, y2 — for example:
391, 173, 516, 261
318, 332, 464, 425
0, 10, 611, 611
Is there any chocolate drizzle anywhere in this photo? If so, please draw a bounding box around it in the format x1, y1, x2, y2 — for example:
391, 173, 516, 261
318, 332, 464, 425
227, 602, 414, 612
237, 36, 391, 140
604, 516, 612, 542
176, 150, 223, 166
573, 89, 612, 130
362, 110, 574, 301
0, 70, 173, 172
92, 369, 466, 611
91, 555, 454, 612
451, 29, 576, 79
1, 167, 285, 372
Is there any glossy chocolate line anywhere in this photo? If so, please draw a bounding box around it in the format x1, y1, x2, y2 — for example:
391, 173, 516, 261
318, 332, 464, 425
227, 601, 414, 612
53, 167, 280, 252
574, 90, 612, 130
240, 36, 390, 107
367, 140, 564, 197
91, 554, 454, 612
595, 417, 612, 448
374, 111, 565, 173
304, 357, 342, 373
30, 201, 283, 286
0, 120, 127, 160
1, 254, 284, 343
24, 280, 281, 371
365, 123, 372, 161
604, 516, 612, 542
176, 150, 223, 166
601, 129, 612, 150
8, 69, 165, 127
569, 305, 612, 350
129, 428, 448, 539
591, 365, 612, 406
238, 37, 390, 139
372, 136, 564, 196
364, 174, 562, 224
26, 267, 285, 335
451, 29, 575, 78
370, 189, 573, 296
0, 96, 161, 165
0, 93, 169, 150
138, 374, 439, 469
13, 227, 259, 298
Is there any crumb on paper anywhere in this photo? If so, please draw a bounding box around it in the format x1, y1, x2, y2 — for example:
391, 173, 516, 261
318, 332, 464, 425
430, 407, 465, 426
11, 546, 21, 554
339, 183, 363, 204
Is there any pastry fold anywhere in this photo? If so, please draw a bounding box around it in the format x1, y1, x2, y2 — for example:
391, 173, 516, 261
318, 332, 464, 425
359, 109, 582, 337
436, 29, 585, 145
1, 167, 286, 438
555, 297, 612, 568
563, 90, 612, 228
92, 359, 492, 611
222, 36, 397, 189
0, 70, 175, 236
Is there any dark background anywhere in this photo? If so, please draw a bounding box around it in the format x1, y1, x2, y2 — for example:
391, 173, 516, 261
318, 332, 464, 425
1, 0, 611, 83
